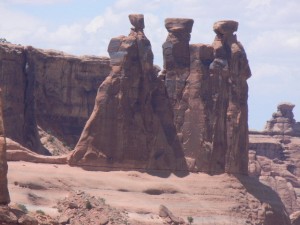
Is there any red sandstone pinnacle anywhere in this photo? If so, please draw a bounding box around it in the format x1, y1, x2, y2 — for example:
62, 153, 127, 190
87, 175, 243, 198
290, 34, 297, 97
163, 19, 251, 174
69, 15, 187, 171
213, 20, 238, 35
0, 88, 10, 205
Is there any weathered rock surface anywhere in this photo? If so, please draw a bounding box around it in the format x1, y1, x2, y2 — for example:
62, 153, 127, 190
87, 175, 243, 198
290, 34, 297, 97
69, 14, 186, 171
0, 43, 110, 154
290, 211, 300, 225
0, 44, 42, 154
6, 138, 68, 164
27, 47, 110, 147
163, 20, 251, 174
249, 133, 300, 215
0, 88, 10, 205
264, 103, 300, 136
162, 18, 193, 109
159, 205, 185, 224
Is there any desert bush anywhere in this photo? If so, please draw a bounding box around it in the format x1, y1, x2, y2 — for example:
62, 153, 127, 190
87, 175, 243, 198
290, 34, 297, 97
36, 209, 45, 215
17, 203, 28, 213
85, 200, 93, 210
187, 216, 194, 224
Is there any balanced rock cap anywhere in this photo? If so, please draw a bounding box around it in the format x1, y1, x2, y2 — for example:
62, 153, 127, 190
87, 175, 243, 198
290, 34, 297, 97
277, 102, 295, 111
213, 20, 238, 35
165, 18, 194, 33
129, 14, 145, 30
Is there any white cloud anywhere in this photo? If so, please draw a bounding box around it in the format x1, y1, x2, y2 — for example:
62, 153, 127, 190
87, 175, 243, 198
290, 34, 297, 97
85, 16, 104, 34
7, 0, 71, 4
246, 0, 272, 9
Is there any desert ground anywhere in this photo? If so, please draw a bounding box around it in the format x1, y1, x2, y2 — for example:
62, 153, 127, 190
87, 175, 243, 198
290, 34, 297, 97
7, 161, 269, 225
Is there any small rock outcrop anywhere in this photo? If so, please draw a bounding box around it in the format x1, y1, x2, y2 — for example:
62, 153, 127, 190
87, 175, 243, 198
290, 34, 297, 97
264, 103, 300, 136
69, 14, 186, 171
0, 88, 10, 205
163, 19, 251, 174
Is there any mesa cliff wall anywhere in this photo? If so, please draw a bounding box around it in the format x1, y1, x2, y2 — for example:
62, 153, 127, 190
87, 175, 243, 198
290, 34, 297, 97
0, 43, 110, 152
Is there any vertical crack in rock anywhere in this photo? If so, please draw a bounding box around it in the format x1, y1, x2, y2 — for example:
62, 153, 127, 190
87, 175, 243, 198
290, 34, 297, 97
69, 14, 187, 172
23, 47, 46, 154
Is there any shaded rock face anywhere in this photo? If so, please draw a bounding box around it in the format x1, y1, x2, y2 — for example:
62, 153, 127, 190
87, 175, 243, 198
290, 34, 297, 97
0, 43, 110, 154
27, 47, 110, 147
0, 88, 10, 205
264, 103, 300, 136
69, 15, 186, 171
0, 44, 42, 154
163, 19, 251, 174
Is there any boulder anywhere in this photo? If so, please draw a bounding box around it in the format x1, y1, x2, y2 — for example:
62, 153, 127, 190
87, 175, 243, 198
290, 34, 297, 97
213, 20, 238, 35
69, 14, 186, 171
291, 211, 300, 225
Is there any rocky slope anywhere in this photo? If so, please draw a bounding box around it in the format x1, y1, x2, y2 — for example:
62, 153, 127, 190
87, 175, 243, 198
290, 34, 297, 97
0, 43, 110, 154
162, 19, 251, 174
69, 14, 186, 171
249, 103, 300, 218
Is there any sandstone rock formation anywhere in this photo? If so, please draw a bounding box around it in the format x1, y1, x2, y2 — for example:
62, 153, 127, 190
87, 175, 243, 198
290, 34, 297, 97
69, 14, 186, 171
0, 44, 42, 154
163, 19, 251, 174
0, 43, 110, 154
0, 88, 10, 205
264, 103, 300, 136
27, 47, 110, 146
249, 132, 300, 215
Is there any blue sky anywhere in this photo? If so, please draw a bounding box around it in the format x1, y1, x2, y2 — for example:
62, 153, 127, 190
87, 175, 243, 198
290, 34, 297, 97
1, 0, 299, 130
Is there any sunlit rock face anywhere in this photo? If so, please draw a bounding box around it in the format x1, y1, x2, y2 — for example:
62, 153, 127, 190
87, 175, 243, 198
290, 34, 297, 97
69, 14, 187, 171
264, 103, 300, 136
163, 19, 251, 174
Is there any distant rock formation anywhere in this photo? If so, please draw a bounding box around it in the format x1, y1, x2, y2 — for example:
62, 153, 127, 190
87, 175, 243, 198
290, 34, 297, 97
264, 103, 300, 136
0, 88, 10, 205
163, 19, 251, 174
0, 43, 110, 154
69, 14, 186, 171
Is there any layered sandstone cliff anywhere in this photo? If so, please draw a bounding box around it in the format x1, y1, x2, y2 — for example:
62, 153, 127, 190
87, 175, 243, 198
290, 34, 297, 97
0, 88, 10, 205
69, 14, 186, 171
162, 19, 251, 174
0, 43, 110, 154
0, 44, 42, 154
249, 104, 300, 215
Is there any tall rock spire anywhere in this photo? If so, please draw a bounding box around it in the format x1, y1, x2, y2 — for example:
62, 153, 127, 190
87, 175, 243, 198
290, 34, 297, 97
69, 14, 186, 171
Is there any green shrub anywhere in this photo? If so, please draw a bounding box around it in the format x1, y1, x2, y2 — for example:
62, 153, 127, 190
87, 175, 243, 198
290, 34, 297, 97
36, 209, 45, 215
17, 204, 28, 213
187, 216, 194, 224
85, 200, 93, 210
